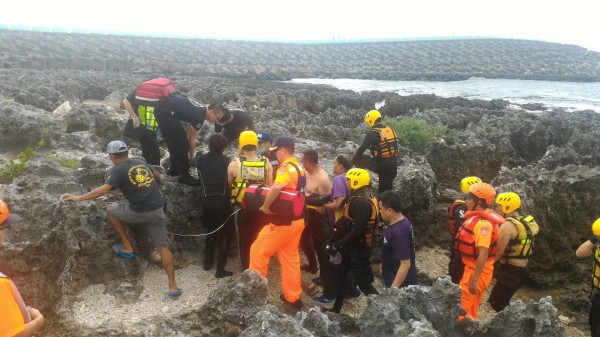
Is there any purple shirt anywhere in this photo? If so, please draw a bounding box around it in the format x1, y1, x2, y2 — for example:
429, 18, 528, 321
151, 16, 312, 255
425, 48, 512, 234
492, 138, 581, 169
329, 172, 349, 223
382, 217, 417, 288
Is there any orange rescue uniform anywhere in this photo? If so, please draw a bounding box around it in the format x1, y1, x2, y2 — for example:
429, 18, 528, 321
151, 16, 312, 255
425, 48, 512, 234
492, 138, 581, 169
249, 157, 305, 303
458, 215, 497, 320
0, 275, 25, 337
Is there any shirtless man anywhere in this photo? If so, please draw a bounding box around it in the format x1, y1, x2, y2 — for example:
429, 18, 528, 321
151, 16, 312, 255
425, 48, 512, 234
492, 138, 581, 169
300, 149, 332, 274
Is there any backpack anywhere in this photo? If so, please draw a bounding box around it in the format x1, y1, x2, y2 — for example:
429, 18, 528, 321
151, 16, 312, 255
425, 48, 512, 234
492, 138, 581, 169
135, 78, 177, 107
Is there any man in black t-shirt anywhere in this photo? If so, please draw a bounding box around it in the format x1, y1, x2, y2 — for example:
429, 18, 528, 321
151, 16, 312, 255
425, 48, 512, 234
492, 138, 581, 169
61, 140, 182, 297
209, 103, 253, 144
124, 89, 221, 186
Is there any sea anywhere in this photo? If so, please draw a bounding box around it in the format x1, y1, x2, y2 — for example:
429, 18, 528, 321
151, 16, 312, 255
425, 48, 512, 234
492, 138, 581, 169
290, 77, 600, 113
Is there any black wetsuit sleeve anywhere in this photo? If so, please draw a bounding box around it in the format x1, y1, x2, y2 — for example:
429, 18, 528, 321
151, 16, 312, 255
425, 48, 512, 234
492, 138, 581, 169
126, 91, 136, 104
214, 123, 223, 133
453, 204, 467, 229
352, 131, 379, 165
337, 198, 371, 246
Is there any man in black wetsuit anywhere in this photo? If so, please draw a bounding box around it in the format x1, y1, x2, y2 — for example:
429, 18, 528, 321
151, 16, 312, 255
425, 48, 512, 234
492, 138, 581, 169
196, 133, 234, 278
210, 103, 253, 144
351, 110, 399, 193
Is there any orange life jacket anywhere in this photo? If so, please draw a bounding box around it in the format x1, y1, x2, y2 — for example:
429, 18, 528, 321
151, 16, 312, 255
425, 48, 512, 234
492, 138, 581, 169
371, 126, 399, 159
455, 210, 504, 259
0, 272, 25, 337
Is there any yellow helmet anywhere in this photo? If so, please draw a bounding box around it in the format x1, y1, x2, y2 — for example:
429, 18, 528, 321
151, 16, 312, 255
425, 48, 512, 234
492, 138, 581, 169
238, 131, 258, 151
495, 192, 521, 214
364, 110, 382, 127
460, 176, 482, 193
346, 168, 370, 189
592, 218, 600, 236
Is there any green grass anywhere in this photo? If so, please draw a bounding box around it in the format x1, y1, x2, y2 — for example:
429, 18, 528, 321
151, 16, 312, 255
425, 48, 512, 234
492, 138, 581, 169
385, 117, 458, 152
59, 158, 80, 169
0, 139, 46, 184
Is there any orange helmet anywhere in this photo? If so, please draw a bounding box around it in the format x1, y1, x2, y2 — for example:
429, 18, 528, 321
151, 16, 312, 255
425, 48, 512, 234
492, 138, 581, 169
0, 199, 23, 228
468, 183, 496, 205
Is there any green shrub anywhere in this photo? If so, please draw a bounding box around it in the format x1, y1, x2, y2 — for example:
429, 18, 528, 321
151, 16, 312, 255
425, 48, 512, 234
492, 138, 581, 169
59, 158, 80, 169
0, 139, 46, 184
385, 117, 457, 152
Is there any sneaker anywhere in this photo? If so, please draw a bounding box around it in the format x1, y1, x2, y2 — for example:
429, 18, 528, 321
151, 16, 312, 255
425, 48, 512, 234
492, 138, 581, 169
280, 294, 303, 310
313, 295, 334, 303
178, 175, 200, 186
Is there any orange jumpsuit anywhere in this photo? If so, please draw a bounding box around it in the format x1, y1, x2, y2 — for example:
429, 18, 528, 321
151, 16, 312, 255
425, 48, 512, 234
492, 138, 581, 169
0, 275, 25, 337
459, 218, 496, 320
249, 157, 305, 303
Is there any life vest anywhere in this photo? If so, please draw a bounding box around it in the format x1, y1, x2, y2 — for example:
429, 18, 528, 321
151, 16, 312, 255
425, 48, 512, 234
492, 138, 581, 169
136, 105, 159, 131
503, 215, 539, 259
455, 210, 504, 259
448, 199, 467, 237
0, 272, 25, 337
593, 244, 600, 289
341, 190, 379, 244
371, 126, 399, 159
231, 156, 268, 203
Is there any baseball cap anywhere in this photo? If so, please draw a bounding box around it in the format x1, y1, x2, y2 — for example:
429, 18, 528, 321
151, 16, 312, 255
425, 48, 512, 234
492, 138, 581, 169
106, 140, 128, 154
217, 110, 232, 125
257, 132, 273, 144
269, 136, 294, 152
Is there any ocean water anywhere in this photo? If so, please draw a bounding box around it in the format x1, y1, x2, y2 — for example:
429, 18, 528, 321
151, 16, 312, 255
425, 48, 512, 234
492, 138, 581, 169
290, 78, 600, 112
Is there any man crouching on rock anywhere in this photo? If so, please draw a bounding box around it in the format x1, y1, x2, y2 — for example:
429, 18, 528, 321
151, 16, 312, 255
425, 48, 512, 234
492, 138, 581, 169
61, 140, 181, 298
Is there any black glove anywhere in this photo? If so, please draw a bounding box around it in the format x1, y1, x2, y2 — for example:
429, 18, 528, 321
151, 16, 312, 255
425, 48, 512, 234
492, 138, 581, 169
590, 236, 600, 245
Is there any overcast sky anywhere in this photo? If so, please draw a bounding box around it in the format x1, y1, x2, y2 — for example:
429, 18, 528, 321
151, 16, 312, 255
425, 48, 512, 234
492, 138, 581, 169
1, 0, 599, 51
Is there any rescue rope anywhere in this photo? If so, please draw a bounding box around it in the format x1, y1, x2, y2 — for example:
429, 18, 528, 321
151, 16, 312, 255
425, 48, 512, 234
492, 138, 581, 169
166, 208, 240, 237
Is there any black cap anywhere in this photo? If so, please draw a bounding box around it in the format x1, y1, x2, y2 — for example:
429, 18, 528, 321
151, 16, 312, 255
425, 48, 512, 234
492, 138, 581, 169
269, 136, 294, 152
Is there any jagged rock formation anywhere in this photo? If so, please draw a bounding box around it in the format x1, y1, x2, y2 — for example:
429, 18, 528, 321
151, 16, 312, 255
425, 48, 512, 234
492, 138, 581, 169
0, 69, 592, 335
2, 30, 600, 82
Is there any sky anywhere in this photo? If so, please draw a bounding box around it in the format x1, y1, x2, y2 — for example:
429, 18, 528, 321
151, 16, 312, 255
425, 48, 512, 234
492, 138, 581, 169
1, 0, 599, 52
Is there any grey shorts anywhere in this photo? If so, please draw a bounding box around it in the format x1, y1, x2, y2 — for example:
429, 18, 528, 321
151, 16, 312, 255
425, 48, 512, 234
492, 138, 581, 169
107, 203, 168, 248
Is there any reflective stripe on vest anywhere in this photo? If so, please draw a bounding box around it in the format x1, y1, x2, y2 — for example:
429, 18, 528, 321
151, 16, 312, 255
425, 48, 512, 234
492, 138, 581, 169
371, 126, 399, 158
137, 105, 159, 131
341, 193, 379, 244
593, 245, 600, 289
231, 156, 267, 203
455, 210, 503, 259
504, 215, 537, 259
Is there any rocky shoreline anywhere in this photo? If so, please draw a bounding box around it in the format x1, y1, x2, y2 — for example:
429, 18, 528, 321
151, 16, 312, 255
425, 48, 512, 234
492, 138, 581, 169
0, 69, 598, 335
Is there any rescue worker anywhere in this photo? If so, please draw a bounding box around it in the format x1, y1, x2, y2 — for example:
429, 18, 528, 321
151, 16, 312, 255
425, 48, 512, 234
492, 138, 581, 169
257, 132, 280, 179
249, 136, 306, 309
123, 82, 222, 186
326, 168, 380, 313
197, 133, 234, 278
0, 199, 45, 337
314, 154, 361, 303
576, 219, 600, 337
448, 176, 483, 284
488, 192, 538, 312
227, 131, 273, 270
352, 110, 399, 193
300, 149, 331, 275
455, 183, 504, 320
61, 140, 182, 297
210, 103, 253, 144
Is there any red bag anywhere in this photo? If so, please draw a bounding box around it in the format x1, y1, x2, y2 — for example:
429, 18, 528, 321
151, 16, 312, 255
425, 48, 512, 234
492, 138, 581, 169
135, 78, 177, 106
242, 184, 305, 218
